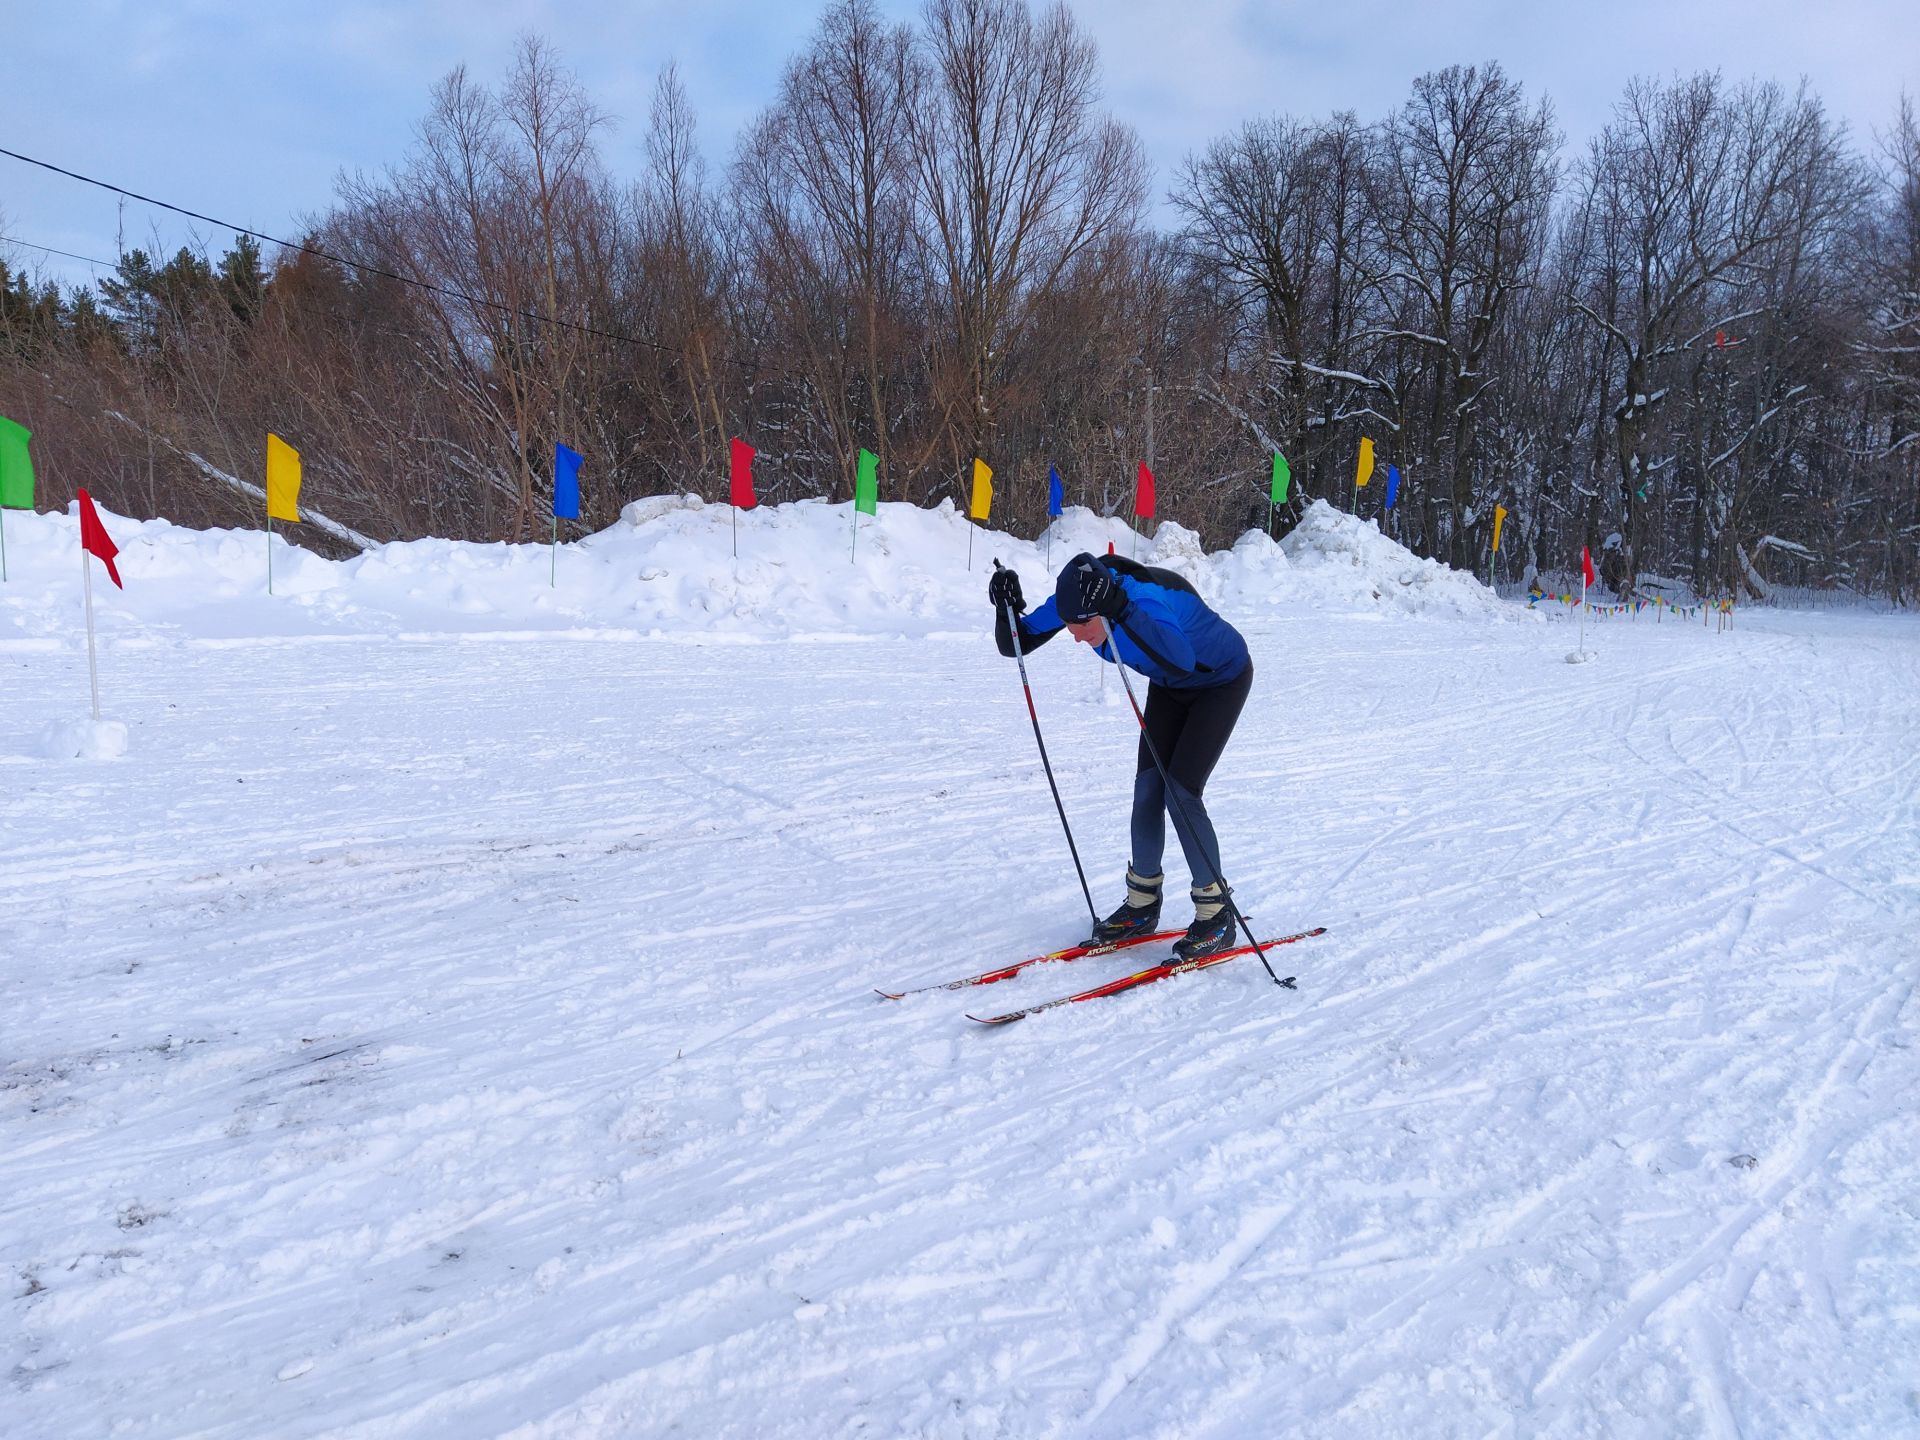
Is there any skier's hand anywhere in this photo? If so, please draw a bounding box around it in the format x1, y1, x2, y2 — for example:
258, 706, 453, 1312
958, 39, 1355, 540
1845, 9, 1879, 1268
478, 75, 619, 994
1080, 567, 1129, 621
988, 567, 1025, 614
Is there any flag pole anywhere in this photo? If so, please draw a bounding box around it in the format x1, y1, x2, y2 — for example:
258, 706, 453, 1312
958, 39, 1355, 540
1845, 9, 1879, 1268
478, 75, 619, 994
1, 504, 8, 582
82, 536, 101, 721
267, 512, 274, 596
1579, 569, 1587, 654
551, 514, 558, 588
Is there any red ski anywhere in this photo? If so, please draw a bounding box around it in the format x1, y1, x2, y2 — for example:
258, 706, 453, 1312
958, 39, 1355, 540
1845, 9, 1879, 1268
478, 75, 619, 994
966, 927, 1327, 1025
875, 929, 1185, 1000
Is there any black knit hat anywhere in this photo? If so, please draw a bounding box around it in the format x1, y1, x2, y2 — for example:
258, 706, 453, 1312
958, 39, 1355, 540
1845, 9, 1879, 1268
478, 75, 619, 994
1053, 552, 1107, 622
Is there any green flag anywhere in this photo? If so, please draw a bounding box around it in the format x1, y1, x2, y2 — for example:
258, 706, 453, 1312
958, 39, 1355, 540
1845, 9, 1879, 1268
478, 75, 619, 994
855, 448, 878, 515
1270, 452, 1290, 506
0, 417, 33, 509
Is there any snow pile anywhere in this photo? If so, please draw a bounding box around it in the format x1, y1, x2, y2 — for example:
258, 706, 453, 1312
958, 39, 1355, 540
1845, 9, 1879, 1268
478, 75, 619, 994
33, 718, 128, 760
1265, 501, 1509, 618
1020, 501, 1512, 624
0, 494, 1515, 645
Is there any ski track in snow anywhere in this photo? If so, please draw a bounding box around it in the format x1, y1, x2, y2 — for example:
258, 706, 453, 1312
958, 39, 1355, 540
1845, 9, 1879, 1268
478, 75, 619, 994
4, 608, 1918, 1438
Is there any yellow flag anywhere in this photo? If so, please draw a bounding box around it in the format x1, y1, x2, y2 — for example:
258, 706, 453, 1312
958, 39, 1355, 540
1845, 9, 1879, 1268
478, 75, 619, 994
1355, 436, 1375, 487
970, 457, 993, 520
266, 433, 301, 523
1492, 504, 1509, 553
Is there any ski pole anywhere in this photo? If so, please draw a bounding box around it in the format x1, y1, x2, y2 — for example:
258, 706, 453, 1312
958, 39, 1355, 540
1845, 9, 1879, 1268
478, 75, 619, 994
996, 560, 1100, 930
1096, 613, 1292, 989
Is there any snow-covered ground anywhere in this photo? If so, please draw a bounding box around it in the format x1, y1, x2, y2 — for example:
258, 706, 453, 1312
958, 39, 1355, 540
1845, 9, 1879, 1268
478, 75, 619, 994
4, 498, 1916, 1438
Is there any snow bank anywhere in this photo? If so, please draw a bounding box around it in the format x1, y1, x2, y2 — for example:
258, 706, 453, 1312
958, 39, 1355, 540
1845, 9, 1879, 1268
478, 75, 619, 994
0, 495, 1517, 646
33, 717, 129, 759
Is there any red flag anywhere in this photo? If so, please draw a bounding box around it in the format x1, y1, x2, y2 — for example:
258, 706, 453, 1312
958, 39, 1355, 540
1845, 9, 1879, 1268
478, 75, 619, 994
1581, 545, 1595, 588
1135, 462, 1156, 520
77, 488, 123, 588
729, 437, 756, 510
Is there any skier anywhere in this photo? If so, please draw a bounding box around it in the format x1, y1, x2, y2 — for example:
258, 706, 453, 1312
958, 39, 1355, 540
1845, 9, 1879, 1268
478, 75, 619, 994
989, 552, 1253, 959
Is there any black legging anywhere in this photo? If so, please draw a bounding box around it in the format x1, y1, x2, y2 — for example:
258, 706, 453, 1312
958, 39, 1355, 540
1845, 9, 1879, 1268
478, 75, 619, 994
1130, 663, 1252, 888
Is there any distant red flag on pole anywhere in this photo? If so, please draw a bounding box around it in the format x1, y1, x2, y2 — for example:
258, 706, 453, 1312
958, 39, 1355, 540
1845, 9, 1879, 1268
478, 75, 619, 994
729, 437, 757, 509
77, 488, 123, 588
1135, 462, 1156, 520
1581, 545, 1596, 587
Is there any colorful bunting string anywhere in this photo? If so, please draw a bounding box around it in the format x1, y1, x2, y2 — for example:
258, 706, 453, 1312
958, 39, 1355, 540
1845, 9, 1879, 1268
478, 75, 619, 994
1528, 588, 1732, 621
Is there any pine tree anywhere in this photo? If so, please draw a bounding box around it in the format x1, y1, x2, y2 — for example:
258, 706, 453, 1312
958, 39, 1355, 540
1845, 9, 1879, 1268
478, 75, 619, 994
219, 235, 266, 324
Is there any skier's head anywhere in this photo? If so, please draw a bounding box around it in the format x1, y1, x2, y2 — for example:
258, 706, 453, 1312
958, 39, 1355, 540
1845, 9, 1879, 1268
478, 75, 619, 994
1053, 553, 1108, 623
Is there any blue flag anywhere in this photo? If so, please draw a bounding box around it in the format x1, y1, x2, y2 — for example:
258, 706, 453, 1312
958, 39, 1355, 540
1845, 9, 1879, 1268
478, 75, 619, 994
1047, 465, 1064, 517
553, 443, 583, 519
1384, 463, 1401, 511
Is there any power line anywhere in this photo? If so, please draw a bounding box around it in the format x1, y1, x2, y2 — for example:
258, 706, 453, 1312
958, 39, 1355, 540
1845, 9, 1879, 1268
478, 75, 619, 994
0, 143, 763, 374
0, 234, 118, 270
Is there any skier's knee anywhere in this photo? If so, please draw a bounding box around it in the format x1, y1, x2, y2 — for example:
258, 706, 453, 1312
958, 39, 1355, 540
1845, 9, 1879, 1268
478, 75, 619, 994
1132, 768, 1164, 810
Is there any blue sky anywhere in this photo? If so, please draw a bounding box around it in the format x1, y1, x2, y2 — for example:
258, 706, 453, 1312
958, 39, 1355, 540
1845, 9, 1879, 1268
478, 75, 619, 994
4, 0, 1914, 292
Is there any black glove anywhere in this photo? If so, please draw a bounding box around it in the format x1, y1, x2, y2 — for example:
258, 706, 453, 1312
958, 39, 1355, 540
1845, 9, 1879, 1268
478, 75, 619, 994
988, 566, 1025, 614
1079, 566, 1129, 622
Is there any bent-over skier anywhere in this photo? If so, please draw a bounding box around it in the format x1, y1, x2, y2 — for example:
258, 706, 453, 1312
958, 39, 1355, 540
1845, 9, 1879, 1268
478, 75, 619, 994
989, 552, 1253, 960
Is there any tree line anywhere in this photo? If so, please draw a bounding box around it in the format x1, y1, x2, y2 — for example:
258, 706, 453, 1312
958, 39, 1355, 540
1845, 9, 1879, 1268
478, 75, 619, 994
2, 0, 1916, 600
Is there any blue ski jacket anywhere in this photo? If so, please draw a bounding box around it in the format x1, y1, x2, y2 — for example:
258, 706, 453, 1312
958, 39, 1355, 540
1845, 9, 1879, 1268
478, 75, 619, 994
996, 555, 1250, 690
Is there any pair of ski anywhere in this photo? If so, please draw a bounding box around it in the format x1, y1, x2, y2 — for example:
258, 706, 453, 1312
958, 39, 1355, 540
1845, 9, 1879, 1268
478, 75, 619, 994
877, 925, 1327, 1025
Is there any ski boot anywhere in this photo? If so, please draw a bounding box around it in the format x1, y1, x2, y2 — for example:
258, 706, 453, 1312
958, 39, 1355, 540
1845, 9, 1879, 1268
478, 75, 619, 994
1089, 868, 1163, 944
1172, 881, 1236, 960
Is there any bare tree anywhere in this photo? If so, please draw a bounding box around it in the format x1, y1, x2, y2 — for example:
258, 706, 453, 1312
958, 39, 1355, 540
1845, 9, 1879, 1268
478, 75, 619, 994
735, 0, 918, 498
1571, 74, 1833, 594
1173, 112, 1385, 519
906, 0, 1146, 498
621, 65, 735, 497
1173, 119, 1328, 472
499, 35, 611, 526
1855, 96, 1920, 599
1368, 63, 1558, 567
